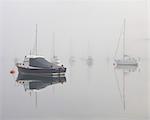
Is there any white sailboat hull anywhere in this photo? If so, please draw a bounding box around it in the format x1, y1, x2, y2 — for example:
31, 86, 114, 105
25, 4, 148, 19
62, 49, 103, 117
114, 58, 138, 66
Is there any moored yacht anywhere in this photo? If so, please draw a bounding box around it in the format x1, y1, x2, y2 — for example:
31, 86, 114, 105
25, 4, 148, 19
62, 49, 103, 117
16, 25, 66, 76
16, 55, 66, 76
113, 19, 138, 67
114, 55, 138, 66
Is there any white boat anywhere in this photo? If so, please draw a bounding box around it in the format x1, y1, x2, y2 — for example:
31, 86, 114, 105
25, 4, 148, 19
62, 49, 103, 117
113, 19, 138, 67
114, 55, 138, 66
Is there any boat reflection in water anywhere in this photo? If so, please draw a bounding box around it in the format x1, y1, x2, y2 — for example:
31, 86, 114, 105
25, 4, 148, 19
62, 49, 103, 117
16, 74, 66, 91
113, 63, 139, 111
114, 63, 138, 73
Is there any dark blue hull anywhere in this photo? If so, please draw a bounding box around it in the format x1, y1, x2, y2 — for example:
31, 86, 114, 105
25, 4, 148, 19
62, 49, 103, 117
17, 66, 66, 75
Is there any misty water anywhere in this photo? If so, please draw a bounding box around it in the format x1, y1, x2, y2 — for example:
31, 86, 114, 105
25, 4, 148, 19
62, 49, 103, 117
1, 0, 150, 120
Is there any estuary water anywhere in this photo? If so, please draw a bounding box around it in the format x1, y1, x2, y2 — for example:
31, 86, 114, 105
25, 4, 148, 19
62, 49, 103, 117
1, 0, 149, 120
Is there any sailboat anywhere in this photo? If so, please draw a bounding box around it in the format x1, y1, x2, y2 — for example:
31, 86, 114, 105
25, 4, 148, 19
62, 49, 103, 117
113, 19, 138, 67
16, 25, 66, 76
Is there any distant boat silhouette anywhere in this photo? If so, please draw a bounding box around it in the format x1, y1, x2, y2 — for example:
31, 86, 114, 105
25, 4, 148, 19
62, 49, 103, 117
86, 40, 93, 66
69, 37, 76, 66
86, 56, 93, 66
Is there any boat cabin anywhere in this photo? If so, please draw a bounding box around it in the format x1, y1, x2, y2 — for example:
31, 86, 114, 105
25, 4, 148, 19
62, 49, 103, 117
23, 55, 56, 68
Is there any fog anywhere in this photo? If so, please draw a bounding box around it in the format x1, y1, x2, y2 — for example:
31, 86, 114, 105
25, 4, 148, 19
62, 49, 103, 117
1, 0, 149, 120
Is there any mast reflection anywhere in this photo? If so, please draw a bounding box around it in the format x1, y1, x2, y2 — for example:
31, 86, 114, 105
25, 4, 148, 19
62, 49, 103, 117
113, 64, 139, 111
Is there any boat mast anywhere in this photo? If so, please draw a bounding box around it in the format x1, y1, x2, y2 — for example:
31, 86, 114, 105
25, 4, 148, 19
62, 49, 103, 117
123, 19, 126, 60
123, 19, 126, 111
88, 39, 90, 57
69, 36, 72, 56
52, 32, 55, 58
35, 24, 38, 55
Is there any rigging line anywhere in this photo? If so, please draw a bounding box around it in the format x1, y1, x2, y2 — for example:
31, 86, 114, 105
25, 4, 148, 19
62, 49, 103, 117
114, 68, 124, 106
70, 36, 72, 56
123, 18, 126, 59
52, 32, 55, 57
35, 24, 38, 55
88, 39, 90, 56
114, 22, 124, 58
